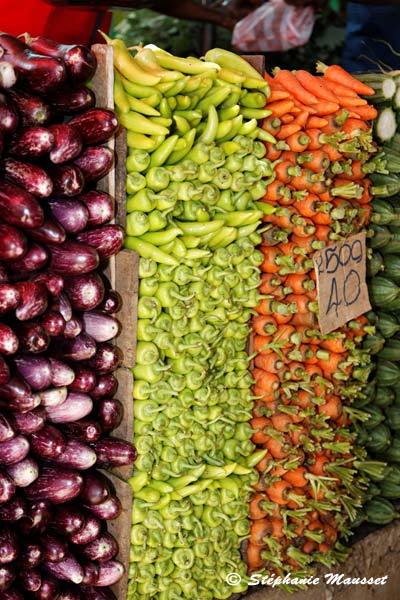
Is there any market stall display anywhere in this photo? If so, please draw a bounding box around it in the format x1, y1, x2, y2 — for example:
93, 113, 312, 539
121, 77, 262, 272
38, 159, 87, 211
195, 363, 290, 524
1, 24, 400, 600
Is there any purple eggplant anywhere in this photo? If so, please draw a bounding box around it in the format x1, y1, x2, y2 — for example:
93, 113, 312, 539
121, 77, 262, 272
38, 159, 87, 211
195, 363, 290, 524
44, 554, 83, 584
49, 124, 83, 164
0, 527, 18, 564
0, 223, 27, 262
81, 560, 99, 585
15, 280, 48, 321
5, 456, 38, 487
9, 125, 54, 159
0, 180, 44, 229
0, 61, 17, 89
95, 560, 124, 587
50, 358, 75, 387
29, 423, 66, 459
33, 272, 64, 297
26, 467, 83, 504
69, 366, 96, 393
78, 190, 114, 227
0, 266, 9, 283
48, 197, 88, 234
79, 471, 112, 506
8, 88, 51, 127
82, 311, 120, 343
83, 495, 121, 521
41, 531, 68, 563
18, 541, 42, 569
59, 333, 96, 362
14, 355, 51, 390
17, 499, 52, 533
0, 469, 15, 505
0, 34, 66, 93
51, 163, 85, 197
94, 398, 123, 433
0, 92, 18, 134
0, 284, 20, 314
87, 342, 122, 374
14, 322, 50, 354
61, 419, 102, 443
76, 225, 124, 260
68, 109, 119, 145
8, 242, 48, 275
92, 436, 137, 468
49, 439, 97, 470
69, 514, 101, 545
48, 85, 95, 114
20, 568, 41, 592
82, 535, 118, 567
73, 146, 114, 183
29, 218, 66, 245
0, 323, 18, 355
44, 392, 93, 424
52, 504, 85, 536
49, 241, 99, 275
41, 310, 66, 337
97, 288, 122, 315
12, 407, 45, 434
26, 36, 97, 83
90, 373, 118, 400
63, 315, 83, 339
39, 384, 67, 408
63, 272, 104, 312
0, 355, 10, 385
0, 562, 16, 591
51, 292, 72, 322
0, 495, 25, 523
5, 158, 53, 197
35, 576, 60, 600
0, 413, 14, 443
0, 434, 30, 464
0, 376, 39, 413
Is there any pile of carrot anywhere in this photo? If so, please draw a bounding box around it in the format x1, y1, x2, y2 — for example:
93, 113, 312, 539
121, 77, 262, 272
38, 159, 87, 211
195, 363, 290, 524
247, 64, 380, 575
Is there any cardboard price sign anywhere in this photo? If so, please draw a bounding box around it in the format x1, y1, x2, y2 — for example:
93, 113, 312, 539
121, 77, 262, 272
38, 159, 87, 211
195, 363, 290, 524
313, 232, 371, 335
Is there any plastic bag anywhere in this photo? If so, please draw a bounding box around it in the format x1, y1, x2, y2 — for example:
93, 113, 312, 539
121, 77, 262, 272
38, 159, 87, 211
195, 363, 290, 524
232, 0, 315, 53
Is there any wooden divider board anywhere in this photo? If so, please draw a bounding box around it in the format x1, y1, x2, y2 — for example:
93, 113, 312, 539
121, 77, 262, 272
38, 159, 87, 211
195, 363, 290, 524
91, 44, 137, 600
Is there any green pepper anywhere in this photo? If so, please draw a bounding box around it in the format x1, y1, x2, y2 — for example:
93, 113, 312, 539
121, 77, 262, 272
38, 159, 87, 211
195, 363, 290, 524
128, 470, 149, 493
126, 188, 156, 212
167, 128, 197, 165
131, 501, 147, 525
125, 236, 178, 266
126, 150, 151, 174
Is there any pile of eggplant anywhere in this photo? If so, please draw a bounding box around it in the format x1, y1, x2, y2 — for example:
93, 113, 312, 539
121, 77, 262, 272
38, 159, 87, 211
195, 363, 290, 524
0, 33, 136, 599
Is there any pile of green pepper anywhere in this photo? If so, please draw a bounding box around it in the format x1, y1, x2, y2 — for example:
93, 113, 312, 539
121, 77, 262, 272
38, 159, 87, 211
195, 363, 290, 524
106, 39, 275, 599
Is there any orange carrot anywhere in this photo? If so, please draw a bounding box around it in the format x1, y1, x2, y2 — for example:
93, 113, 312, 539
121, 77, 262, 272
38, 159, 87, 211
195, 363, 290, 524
267, 99, 295, 118
250, 519, 273, 545
276, 122, 302, 140
252, 368, 280, 391
264, 71, 274, 84
264, 142, 282, 161
336, 94, 368, 108
253, 334, 274, 354
259, 247, 283, 274
263, 436, 292, 460
254, 352, 284, 373
308, 454, 329, 476
312, 100, 340, 116
348, 104, 378, 120
251, 417, 271, 444
268, 89, 290, 102
270, 413, 293, 432
341, 117, 370, 135
298, 150, 330, 172
274, 69, 319, 105
320, 336, 348, 354
247, 543, 267, 572
259, 273, 282, 295
262, 116, 281, 135
320, 143, 342, 161
264, 180, 291, 202
295, 70, 338, 102
279, 150, 298, 165
285, 131, 311, 152
281, 113, 295, 124
306, 115, 329, 129
253, 313, 278, 335
284, 273, 315, 294
305, 128, 323, 150
283, 466, 308, 487
292, 110, 310, 129
321, 77, 357, 98
255, 452, 273, 473
317, 62, 375, 95
318, 395, 343, 420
